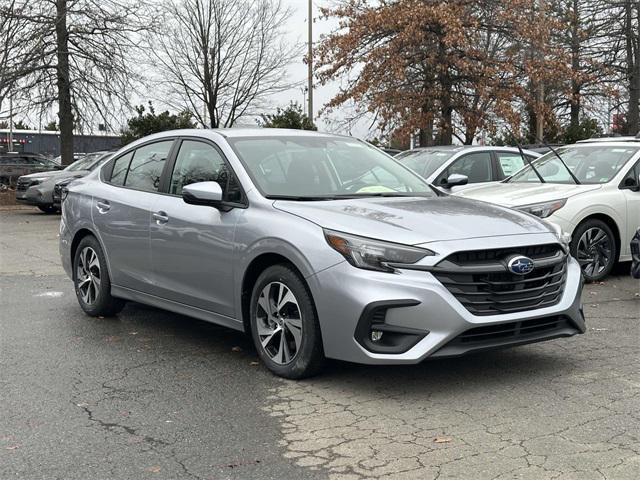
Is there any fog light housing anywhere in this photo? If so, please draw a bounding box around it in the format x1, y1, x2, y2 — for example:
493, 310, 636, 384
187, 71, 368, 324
370, 330, 383, 342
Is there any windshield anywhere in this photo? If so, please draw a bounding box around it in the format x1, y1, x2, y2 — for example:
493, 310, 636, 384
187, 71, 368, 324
228, 136, 435, 199
396, 150, 456, 178
508, 145, 639, 184
65, 152, 110, 172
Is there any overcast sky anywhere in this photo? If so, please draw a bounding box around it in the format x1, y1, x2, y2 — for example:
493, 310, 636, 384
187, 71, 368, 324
269, 0, 372, 139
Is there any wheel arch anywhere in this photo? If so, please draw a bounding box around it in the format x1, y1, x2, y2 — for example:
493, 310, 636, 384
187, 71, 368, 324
573, 213, 621, 262
70, 228, 114, 279
240, 253, 311, 334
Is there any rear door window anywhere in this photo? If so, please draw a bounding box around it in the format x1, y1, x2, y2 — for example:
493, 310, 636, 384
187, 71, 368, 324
124, 141, 172, 192
109, 152, 133, 186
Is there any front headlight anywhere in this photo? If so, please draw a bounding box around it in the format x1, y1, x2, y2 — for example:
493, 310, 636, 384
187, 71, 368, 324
517, 199, 566, 219
324, 229, 434, 272
30, 178, 46, 186
546, 221, 572, 249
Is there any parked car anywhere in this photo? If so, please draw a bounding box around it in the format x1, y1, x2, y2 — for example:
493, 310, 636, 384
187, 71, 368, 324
0, 153, 61, 186
381, 147, 402, 156
455, 141, 640, 282
52, 153, 87, 165
60, 129, 585, 378
394, 146, 540, 191
16, 151, 113, 213
631, 228, 640, 279
522, 144, 564, 155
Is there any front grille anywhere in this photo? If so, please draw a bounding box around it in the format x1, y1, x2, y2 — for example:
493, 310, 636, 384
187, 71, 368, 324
432, 244, 567, 316
16, 180, 32, 192
456, 317, 568, 344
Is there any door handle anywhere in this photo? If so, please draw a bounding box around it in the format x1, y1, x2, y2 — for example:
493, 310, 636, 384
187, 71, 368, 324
96, 200, 110, 213
153, 211, 169, 225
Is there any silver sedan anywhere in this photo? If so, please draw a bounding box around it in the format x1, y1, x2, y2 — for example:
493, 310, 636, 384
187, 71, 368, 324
59, 129, 585, 378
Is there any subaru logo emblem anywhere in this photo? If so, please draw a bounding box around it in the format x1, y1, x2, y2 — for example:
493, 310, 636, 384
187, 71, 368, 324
507, 256, 535, 275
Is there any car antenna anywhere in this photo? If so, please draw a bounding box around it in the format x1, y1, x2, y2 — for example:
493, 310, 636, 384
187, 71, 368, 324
516, 143, 546, 183
536, 137, 581, 185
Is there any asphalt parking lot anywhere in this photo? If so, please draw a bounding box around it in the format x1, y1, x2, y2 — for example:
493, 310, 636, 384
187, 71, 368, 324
1, 206, 639, 480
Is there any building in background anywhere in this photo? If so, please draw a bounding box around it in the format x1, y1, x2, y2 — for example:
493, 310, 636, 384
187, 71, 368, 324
0, 129, 122, 157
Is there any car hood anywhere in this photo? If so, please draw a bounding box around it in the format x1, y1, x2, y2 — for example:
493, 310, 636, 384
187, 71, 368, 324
21, 170, 73, 181
39, 170, 90, 186
274, 195, 552, 245
455, 182, 601, 207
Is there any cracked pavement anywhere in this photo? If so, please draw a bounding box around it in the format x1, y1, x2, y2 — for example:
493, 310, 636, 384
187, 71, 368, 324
1, 207, 639, 479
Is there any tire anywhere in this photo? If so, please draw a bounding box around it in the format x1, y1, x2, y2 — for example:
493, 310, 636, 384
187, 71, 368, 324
249, 264, 325, 379
37, 204, 58, 214
73, 235, 125, 317
570, 219, 617, 282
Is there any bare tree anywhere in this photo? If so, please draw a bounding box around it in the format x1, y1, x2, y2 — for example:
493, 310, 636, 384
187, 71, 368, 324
5, 0, 154, 164
149, 0, 300, 128
0, 0, 44, 117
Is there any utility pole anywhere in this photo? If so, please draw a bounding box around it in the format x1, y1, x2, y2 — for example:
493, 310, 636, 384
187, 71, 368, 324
307, 0, 313, 122
300, 86, 308, 115
535, 0, 545, 141
8, 95, 13, 152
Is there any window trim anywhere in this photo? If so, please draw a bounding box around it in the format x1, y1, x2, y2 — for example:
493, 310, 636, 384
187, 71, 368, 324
161, 137, 249, 209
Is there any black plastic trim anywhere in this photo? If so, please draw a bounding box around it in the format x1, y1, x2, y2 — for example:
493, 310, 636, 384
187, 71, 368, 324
354, 299, 428, 354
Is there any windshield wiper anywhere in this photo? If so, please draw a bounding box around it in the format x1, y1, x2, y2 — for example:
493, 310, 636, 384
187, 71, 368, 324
266, 195, 344, 201
516, 144, 545, 183
536, 137, 581, 185
335, 192, 423, 198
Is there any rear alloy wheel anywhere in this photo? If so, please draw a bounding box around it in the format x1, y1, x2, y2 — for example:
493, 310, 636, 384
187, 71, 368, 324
249, 265, 325, 379
73, 236, 125, 316
571, 219, 617, 282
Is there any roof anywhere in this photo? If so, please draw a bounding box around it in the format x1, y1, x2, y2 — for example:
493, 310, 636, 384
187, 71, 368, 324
576, 136, 640, 143
214, 128, 344, 138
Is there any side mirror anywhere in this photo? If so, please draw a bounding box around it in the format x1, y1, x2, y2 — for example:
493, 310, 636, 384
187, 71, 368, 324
442, 174, 469, 188
182, 181, 223, 207
622, 174, 640, 192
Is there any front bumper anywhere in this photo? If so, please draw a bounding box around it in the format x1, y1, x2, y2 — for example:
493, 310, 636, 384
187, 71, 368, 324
311, 255, 585, 365
16, 185, 53, 206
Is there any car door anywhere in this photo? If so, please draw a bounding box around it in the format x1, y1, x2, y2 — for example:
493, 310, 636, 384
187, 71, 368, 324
91, 139, 174, 293
435, 151, 493, 190
620, 160, 640, 257
149, 138, 245, 317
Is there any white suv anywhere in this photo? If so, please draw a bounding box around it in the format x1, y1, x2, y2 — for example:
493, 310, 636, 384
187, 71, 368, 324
455, 141, 640, 281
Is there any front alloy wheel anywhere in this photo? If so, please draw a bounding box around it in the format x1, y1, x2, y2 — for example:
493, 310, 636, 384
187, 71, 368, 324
249, 265, 325, 379
256, 282, 303, 364
571, 219, 617, 282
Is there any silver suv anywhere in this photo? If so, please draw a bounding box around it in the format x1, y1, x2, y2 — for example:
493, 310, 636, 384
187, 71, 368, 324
59, 129, 585, 378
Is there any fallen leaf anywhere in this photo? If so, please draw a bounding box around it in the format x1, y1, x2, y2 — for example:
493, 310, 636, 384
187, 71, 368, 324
5, 445, 20, 450
434, 436, 452, 444
231, 346, 242, 352
129, 331, 138, 335
250, 361, 259, 366
146, 466, 162, 473
76, 403, 88, 408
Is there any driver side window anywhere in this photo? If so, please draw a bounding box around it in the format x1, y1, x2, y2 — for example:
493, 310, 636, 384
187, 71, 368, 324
438, 152, 492, 184
170, 140, 242, 203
